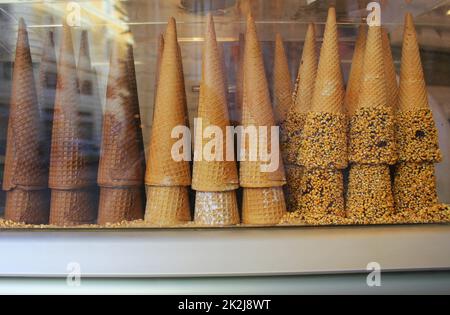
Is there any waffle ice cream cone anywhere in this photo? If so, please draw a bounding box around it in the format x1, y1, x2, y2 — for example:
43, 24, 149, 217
345, 24, 366, 116
97, 186, 144, 225
273, 33, 292, 126
346, 164, 395, 223
3, 18, 48, 191
398, 13, 429, 112
348, 25, 396, 165
192, 15, 239, 192
381, 28, 398, 110
153, 33, 164, 109
48, 23, 96, 189
394, 162, 438, 212
145, 17, 191, 186
239, 14, 286, 187
49, 188, 98, 226
5, 189, 50, 224
145, 186, 191, 226
285, 23, 317, 164
234, 33, 245, 125
194, 190, 240, 226
97, 40, 145, 187
242, 187, 287, 225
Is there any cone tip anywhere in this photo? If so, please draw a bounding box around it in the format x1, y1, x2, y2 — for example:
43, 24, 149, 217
165, 17, 177, 42
18, 17, 26, 29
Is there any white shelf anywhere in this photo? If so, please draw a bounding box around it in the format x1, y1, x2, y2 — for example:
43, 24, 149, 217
0, 224, 449, 277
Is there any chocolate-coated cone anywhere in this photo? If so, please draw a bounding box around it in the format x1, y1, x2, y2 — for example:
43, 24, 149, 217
49, 188, 98, 226
356, 26, 387, 111
382, 28, 398, 110
145, 17, 191, 186
97, 41, 145, 187
345, 24, 366, 116
398, 13, 429, 112
5, 189, 50, 224
242, 187, 287, 225
273, 33, 292, 124
291, 23, 317, 115
77, 30, 93, 87
145, 186, 191, 226
194, 190, 240, 226
3, 18, 48, 191
310, 7, 345, 114
192, 15, 239, 191
49, 22, 95, 189
97, 186, 144, 225
239, 14, 286, 187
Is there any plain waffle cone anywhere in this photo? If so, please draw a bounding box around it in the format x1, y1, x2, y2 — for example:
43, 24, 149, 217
3, 19, 48, 191
145, 17, 191, 186
239, 14, 286, 187
192, 15, 239, 191
97, 41, 145, 187
382, 28, 398, 110
310, 7, 345, 114
97, 186, 144, 225
356, 26, 387, 111
194, 190, 240, 226
145, 186, 191, 226
345, 24, 366, 116
273, 33, 293, 125
398, 13, 429, 112
4, 188, 50, 224
49, 188, 98, 226
153, 33, 164, 109
234, 33, 245, 125
49, 23, 95, 189
242, 187, 287, 225
291, 23, 317, 115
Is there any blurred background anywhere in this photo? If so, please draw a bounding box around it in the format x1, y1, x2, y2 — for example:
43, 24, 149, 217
0, 0, 449, 211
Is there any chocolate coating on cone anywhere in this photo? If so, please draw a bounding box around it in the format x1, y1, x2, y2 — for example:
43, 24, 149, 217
345, 24, 366, 116
145, 186, 191, 226
145, 17, 191, 186
192, 15, 239, 191
273, 33, 292, 125
242, 187, 287, 225
310, 7, 345, 114
49, 23, 95, 189
381, 28, 398, 110
239, 15, 286, 187
97, 186, 144, 225
49, 188, 98, 226
5, 188, 50, 224
398, 13, 429, 112
3, 19, 48, 191
194, 190, 240, 226
97, 41, 145, 187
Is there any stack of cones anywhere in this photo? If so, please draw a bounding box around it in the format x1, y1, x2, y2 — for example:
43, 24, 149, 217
240, 15, 287, 225
97, 41, 145, 225
298, 7, 347, 218
394, 13, 441, 212
48, 23, 98, 226
346, 25, 397, 223
144, 18, 192, 226
192, 15, 240, 226
284, 23, 317, 210
2, 19, 50, 224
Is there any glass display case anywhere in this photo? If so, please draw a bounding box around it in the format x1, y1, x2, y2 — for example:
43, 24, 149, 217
0, 0, 449, 293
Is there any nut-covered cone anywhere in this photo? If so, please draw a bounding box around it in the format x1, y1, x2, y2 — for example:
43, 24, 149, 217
194, 190, 240, 226
273, 33, 292, 125
381, 28, 398, 110
345, 24, 366, 116
398, 13, 429, 112
242, 187, 287, 225
49, 188, 98, 226
3, 19, 48, 191
145, 17, 191, 186
239, 14, 286, 187
97, 186, 144, 225
145, 186, 191, 226
310, 7, 345, 114
192, 15, 239, 191
49, 23, 95, 189
97, 41, 145, 187
4, 189, 50, 224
